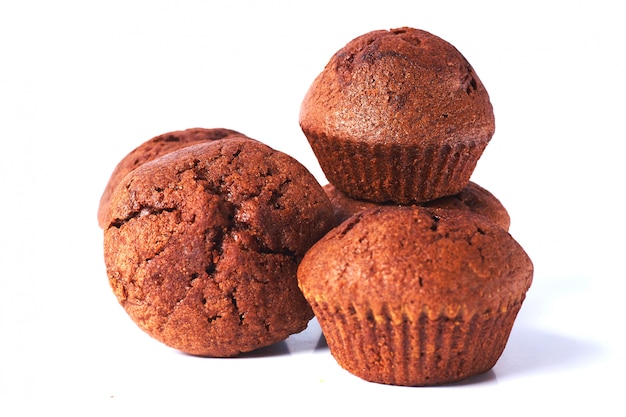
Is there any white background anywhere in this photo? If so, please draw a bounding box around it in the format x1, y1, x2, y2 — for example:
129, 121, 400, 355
1, 1, 624, 415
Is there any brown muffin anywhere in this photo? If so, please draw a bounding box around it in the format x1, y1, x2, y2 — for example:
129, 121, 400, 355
98, 127, 244, 228
324, 181, 510, 231
297, 206, 533, 386
103, 137, 336, 357
300, 27, 495, 203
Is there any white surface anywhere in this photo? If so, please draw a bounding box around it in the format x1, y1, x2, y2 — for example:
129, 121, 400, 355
1, 1, 624, 415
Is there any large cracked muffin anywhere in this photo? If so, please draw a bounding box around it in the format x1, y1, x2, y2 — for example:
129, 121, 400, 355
98, 127, 244, 228
324, 181, 510, 231
297, 206, 533, 386
300, 27, 495, 203
103, 137, 336, 357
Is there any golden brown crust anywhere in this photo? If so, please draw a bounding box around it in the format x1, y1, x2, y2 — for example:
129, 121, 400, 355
300, 28, 495, 203
324, 181, 510, 231
104, 138, 336, 357
98, 127, 244, 228
297, 206, 532, 385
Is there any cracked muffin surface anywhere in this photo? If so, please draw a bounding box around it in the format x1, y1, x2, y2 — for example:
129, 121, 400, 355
98, 127, 244, 228
103, 137, 335, 357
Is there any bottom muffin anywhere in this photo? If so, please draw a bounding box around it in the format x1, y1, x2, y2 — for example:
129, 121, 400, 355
297, 206, 533, 386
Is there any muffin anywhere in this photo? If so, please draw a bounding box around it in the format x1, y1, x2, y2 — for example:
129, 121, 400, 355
103, 137, 336, 357
297, 206, 533, 386
300, 27, 495, 203
98, 127, 244, 228
324, 181, 510, 231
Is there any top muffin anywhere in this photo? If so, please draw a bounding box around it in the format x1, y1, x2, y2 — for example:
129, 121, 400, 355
300, 27, 495, 203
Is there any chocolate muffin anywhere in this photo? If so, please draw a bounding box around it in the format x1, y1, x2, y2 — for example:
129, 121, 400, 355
300, 27, 495, 203
98, 127, 244, 228
324, 181, 510, 230
103, 137, 336, 357
297, 206, 533, 386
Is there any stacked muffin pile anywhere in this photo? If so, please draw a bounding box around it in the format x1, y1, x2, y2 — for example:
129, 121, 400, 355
99, 27, 533, 386
296, 28, 533, 386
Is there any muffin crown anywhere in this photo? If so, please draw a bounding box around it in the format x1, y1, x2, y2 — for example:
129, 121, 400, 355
324, 181, 511, 230
300, 27, 495, 146
98, 127, 244, 228
106, 138, 334, 257
298, 206, 532, 319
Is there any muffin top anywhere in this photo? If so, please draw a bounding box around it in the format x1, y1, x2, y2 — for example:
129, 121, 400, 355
98, 127, 244, 228
104, 137, 335, 356
324, 181, 510, 231
300, 27, 495, 147
297, 206, 532, 319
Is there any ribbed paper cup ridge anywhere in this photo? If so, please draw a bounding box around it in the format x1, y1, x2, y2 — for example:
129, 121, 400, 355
307, 134, 487, 204
311, 299, 523, 386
